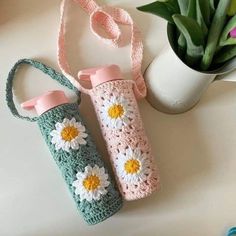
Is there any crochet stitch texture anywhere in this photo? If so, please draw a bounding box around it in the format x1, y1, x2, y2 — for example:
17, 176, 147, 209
38, 103, 122, 224
89, 80, 160, 200
57, 0, 161, 200
5, 59, 123, 225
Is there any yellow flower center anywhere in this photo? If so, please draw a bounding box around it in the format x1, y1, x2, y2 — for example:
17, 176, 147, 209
83, 175, 101, 191
61, 126, 79, 141
108, 104, 124, 119
124, 159, 140, 174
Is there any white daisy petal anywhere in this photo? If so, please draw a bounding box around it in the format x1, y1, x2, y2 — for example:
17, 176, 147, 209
72, 180, 80, 187
71, 117, 76, 123
50, 130, 59, 136
122, 116, 129, 126
80, 132, 88, 138
115, 119, 123, 129
55, 144, 60, 151
103, 180, 110, 187
99, 167, 106, 175
76, 172, 84, 179
55, 123, 63, 130
75, 188, 81, 195
78, 138, 87, 145
84, 165, 92, 173
93, 164, 100, 171
78, 124, 86, 132
71, 140, 79, 150
51, 137, 57, 144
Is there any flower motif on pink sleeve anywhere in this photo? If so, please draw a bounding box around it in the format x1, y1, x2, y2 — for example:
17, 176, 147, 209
100, 96, 134, 129
115, 147, 151, 184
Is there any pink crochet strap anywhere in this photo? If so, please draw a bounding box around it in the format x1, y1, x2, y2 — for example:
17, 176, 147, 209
58, 0, 146, 98
73, 0, 98, 14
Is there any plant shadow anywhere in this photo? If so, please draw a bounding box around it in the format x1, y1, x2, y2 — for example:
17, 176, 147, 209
199, 80, 236, 108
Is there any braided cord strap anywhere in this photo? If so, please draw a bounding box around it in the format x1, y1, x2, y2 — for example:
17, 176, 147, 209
58, 0, 146, 99
6, 58, 80, 122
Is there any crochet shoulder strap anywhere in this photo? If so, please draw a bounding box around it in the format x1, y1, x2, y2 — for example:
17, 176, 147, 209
6, 58, 80, 122
58, 0, 146, 99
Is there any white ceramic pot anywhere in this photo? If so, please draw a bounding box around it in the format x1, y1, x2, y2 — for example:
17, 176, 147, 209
145, 46, 216, 114
145, 25, 236, 114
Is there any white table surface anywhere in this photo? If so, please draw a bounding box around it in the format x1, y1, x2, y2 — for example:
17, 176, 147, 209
1, 1, 236, 236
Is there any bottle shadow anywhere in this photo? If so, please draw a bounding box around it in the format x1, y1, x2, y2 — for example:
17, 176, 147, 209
120, 99, 215, 215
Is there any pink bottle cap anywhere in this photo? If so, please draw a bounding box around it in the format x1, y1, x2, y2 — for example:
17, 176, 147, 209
21, 90, 69, 115
78, 64, 123, 87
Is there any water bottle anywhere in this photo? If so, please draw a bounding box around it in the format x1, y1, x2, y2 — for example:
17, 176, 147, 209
5, 59, 122, 225
57, 0, 161, 200
78, 64, 160, 200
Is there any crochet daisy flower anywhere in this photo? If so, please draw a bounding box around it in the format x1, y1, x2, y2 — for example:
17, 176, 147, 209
72, 165, 110, 202
115, 147, 151, 184
100, 96, 133, 129
50, 118, 88, 152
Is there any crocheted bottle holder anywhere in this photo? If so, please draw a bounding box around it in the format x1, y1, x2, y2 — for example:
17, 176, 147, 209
57, 0, 160, 200
5, 59, 123, 225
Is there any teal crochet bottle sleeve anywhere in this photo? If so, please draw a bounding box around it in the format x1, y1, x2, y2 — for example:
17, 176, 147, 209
5, 59, 123, 225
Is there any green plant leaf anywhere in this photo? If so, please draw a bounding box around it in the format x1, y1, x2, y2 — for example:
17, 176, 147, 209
167, 0, 180, 13
187, 0, 196, 19
209, 0, 215, 12
209, 0, 220, 16
219, 15, 236, 46
214, 0, 220, 7
228, 0, 236, 16
200, 0, 231, 70
196, 0, 209, 36
196, 0, 210, 25
177, 0, 188, 15
173, 14, 204, 66
214, 45, 236, 63
176, 0, 190, 56
176, 0, 197, 56
137, 1, 179, 23
177, 34, 187, 57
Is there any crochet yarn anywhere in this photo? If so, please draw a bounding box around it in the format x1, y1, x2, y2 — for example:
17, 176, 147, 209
5, 59, 123, 225
57, 0, 161, 200
37, 103, 122, 224
58, 0, 146, 99
89, 80, 160, 200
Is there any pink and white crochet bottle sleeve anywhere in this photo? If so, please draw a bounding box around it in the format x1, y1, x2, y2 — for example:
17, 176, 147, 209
57, 0, 161, 200
89, 80, 160, 200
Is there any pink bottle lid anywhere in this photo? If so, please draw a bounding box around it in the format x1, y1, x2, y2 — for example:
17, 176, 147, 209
78, 64, 123, 87
21, 90, 69, 115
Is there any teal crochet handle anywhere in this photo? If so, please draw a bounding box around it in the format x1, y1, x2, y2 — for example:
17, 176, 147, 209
6, 58, 80, 122
5, 59, 122, 225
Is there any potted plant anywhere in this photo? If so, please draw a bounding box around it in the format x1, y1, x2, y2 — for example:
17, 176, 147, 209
137, 0, 236, 113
